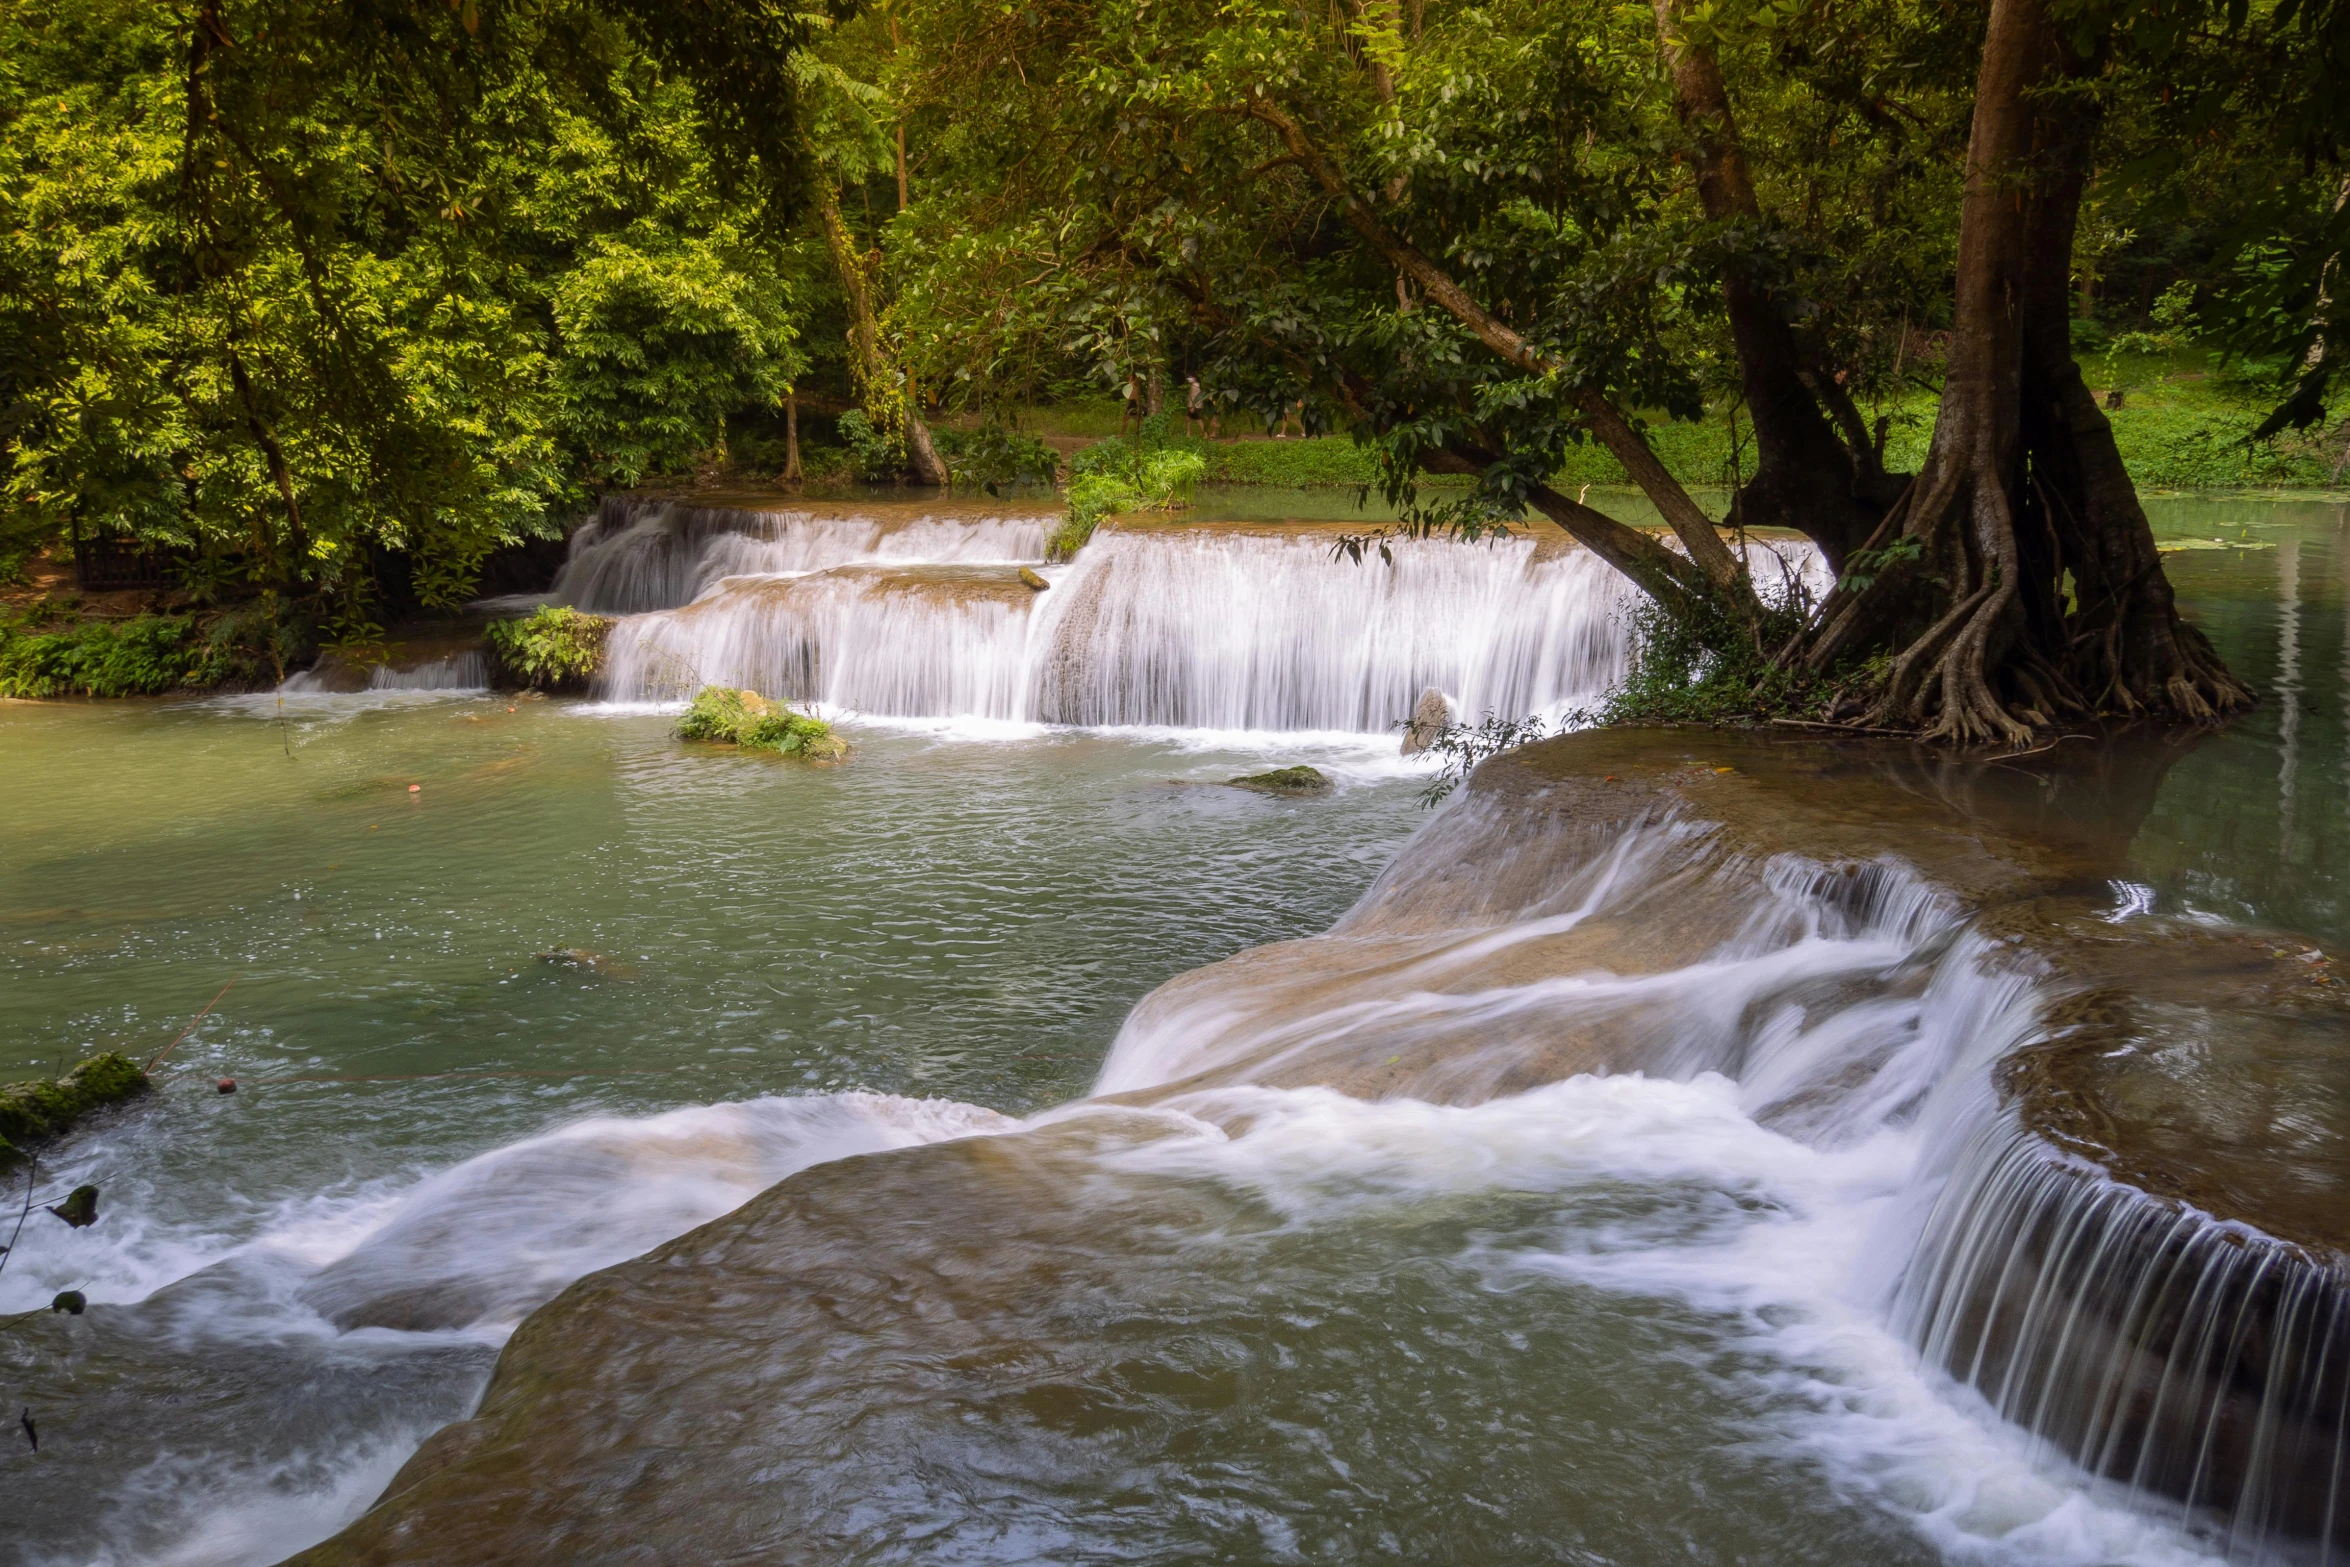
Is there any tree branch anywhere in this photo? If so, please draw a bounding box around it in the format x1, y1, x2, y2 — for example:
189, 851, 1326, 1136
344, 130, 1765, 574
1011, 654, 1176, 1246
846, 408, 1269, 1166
1239, 93, 1747, 597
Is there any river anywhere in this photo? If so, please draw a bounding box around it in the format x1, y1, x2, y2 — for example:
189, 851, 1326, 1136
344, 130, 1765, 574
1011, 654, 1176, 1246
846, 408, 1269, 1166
0, 489, 2343, 1565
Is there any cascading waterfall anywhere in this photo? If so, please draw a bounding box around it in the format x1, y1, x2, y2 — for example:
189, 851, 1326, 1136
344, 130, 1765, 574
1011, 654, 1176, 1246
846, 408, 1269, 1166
1028, 526, 1641, 730
585, 504, 1807, 730
1898, 1121, 2350, 1555
368, 651, 488, 691
553, 497, 1052, 615
601, 565, 1038, 717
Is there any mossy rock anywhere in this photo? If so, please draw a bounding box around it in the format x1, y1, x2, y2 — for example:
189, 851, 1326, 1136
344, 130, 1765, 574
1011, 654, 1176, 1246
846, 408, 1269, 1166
679, 687, 847, 760
0, 1053, 150, 1168
1226, 765, 1331, 795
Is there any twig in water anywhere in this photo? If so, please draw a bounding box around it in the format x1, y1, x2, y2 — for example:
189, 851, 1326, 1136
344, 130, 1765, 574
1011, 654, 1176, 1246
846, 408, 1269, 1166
145, 979, 237, 1072
0, 1157, 35, 1287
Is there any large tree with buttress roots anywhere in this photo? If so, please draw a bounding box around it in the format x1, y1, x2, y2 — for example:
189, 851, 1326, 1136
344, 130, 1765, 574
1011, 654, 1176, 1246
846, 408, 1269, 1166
871, 0, 2350, 742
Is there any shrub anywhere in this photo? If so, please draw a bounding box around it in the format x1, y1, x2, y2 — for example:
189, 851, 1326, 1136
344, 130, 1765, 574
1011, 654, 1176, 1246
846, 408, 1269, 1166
0, 612, 263, 697
1053, 419, 1209, 558
836, 409, 905, 481
486, 606, 611, 690
935, 422, 1059, 494
678, 685, 846, 759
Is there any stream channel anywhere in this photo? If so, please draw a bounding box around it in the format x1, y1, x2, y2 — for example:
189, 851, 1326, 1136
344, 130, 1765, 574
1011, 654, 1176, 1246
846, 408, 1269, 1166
1, 489, 2346, 1565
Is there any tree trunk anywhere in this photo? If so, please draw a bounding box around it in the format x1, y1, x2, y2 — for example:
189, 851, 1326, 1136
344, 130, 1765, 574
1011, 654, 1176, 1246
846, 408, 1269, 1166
1650, 0, 1897, 570
816, 180, 948, 486
2015, 64, 2252, 721
1804, 0, 2249, 740
783, 392, 803, 484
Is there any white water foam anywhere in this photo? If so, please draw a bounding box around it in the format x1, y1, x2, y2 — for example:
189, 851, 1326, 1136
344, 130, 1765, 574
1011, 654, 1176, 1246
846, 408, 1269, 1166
1082, 1060, 2215, 1565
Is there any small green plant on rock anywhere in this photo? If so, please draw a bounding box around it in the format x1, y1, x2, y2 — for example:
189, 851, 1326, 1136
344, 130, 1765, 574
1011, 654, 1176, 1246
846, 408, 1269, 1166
486, 606, 611, 690
678, 686, 847, 759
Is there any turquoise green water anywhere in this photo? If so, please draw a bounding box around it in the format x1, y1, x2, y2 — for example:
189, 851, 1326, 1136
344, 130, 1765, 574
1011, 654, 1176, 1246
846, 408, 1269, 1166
0, 492, 2343, 1566
0, 707, 1421, 1178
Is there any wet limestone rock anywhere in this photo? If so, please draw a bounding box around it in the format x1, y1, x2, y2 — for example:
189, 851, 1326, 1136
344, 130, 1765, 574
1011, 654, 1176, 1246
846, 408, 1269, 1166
1399, 687, 1451, 756
0, 1053, 149, 1168
1225, 765, 1331, 795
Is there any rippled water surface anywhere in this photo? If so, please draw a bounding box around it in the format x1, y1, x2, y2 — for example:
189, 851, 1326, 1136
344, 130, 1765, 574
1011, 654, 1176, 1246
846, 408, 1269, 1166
0, 491, 2344, 1567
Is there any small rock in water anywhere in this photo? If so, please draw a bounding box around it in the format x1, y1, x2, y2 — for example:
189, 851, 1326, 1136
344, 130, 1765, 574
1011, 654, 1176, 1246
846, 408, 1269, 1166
539, 947, 635, 980
1399, 687, 1452, 756
216, 1078, 237, 1094
1018, 567, 1050, 592
1226, 765, 1332, 795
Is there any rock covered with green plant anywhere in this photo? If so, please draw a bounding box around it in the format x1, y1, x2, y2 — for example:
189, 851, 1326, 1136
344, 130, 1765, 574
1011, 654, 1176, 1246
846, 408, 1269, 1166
1051, 416, 1210, 559
485, 607, 613, 691
0, 1054, 148, 1169
678, 686, 847, 759
1226, 764, 1332, 795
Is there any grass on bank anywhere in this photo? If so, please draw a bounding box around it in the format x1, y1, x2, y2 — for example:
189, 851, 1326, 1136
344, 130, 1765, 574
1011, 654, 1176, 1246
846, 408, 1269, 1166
1007, 353, 2346, 495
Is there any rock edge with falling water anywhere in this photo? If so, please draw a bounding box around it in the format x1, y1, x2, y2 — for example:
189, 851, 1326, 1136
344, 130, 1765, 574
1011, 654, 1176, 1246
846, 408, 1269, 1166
278, 726, 2349, 1565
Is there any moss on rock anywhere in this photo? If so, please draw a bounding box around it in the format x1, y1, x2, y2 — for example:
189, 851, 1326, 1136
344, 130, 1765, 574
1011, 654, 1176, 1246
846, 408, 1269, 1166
0, 1053, 149, 1168
1227, 765, 1331, 795
679, 686, 847, 759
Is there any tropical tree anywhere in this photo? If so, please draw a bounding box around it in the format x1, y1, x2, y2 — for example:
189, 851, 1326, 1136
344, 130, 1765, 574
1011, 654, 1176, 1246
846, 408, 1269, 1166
879, 0, 2295, 741
0, 0, 820, 623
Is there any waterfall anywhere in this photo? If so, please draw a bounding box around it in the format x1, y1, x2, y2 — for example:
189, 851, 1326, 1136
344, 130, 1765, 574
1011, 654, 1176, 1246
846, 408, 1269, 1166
584, 506, 1796, 732
368, 651, 488, 691
553, 497, 1052, 615
601, 565, 1036, 718
1027, 526, 1638, 730
1897, 1121, 2350, 1554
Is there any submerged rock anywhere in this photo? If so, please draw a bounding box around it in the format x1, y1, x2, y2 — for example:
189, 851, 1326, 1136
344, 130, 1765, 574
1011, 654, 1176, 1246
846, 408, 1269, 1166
537, 948, 635, 980
1224, 764, 1331, 795
0, 1053, 149, 1168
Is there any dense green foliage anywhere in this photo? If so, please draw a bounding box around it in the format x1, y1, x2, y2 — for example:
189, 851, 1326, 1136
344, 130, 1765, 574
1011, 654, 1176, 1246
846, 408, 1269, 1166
2, 0, 2345, 679
678, 684, 847, 757
0, 608, 280, 696
485, 605, 612, 689
1052, 419, 1209, 556
0, 0, 818, 631
934, 423, 1060, 494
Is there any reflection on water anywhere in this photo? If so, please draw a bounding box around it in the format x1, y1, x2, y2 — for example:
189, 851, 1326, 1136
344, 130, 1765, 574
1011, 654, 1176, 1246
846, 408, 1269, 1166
2133, 495, 2350, 943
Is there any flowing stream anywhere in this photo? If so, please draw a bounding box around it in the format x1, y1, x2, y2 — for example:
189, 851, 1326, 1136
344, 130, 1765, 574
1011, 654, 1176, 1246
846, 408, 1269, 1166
0, 490, 2344, 1566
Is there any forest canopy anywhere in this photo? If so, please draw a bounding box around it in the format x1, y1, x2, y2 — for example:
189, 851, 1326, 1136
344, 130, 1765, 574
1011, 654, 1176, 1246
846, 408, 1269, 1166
3, 0, 2345, 731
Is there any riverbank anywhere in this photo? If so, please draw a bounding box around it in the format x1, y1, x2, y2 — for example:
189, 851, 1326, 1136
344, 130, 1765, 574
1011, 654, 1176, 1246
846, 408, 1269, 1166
1002, 363, 2349, 494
